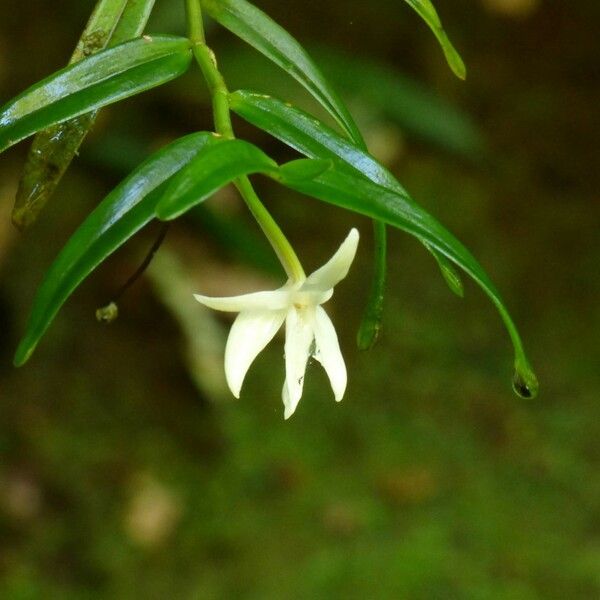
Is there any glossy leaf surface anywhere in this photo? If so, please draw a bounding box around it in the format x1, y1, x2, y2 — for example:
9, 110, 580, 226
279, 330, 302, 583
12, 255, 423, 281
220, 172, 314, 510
14, 133, 215, 367
13, 0, 159, 230
0, 35, 191, 155
14, 0, 129, 225
276, 158, 538, 398
201, 0, 361, 142
155, 139, 279, 220
231, 90, 403, 188
230, 89, 463, 296
112, 0, 157, 41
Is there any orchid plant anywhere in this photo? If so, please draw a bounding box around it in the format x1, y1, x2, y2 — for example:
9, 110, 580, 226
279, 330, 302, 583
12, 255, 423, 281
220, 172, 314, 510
0, 0, 539, 415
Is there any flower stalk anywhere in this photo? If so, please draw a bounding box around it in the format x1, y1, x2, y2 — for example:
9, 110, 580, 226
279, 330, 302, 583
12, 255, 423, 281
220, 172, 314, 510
184, 0, 305, 282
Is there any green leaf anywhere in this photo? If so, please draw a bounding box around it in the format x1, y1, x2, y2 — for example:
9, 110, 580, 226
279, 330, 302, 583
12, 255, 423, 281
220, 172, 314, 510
111, 0, 157, 42
82, 130, 281, 276
215, 46, 482, 158
13, 0, 160, 230
401, 0, 466, 79
313, 48, 484, 159
0, 35, 192, 155
155, 138, 279, 220
276, 158, 538, 398
229, 89, 464, 297
425, 241, 464, 297
200, 1, 392, 347
230, 90, 401, 187
13, 117, 99, 229
200, 0, 362, 142
14, 132, 216, 367
70, 0, 129, 62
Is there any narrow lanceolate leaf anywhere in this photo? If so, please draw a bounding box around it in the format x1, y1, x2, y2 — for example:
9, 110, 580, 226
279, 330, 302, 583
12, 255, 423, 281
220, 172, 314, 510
313, 48, 483, 159
14, 117, 98, 229
401, 0, 466, 79
14, 133, 216, 367
13, 0, 159, 228
72, 0, 129, 62
0, 35, 191, 155
230, 89, 464, 297
425, 241, 464, 297
201, 0, 362, 143
231, 90, 402, 187
13, 0, 130, 228
155, 139, 279, 220
111, 0, 157, 41
276, 158, 539, 399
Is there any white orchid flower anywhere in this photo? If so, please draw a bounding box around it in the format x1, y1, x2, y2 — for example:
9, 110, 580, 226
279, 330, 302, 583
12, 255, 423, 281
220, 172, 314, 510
194, 228, 359, 419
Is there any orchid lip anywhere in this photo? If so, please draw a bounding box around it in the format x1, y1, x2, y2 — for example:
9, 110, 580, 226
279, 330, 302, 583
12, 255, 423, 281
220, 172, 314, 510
292, 288, 333, 308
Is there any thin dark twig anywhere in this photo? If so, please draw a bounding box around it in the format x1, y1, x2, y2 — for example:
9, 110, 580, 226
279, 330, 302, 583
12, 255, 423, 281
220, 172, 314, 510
113, 221, 170, 301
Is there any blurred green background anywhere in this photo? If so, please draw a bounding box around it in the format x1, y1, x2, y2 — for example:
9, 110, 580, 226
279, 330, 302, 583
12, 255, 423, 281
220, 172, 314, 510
0, 0, 598, 598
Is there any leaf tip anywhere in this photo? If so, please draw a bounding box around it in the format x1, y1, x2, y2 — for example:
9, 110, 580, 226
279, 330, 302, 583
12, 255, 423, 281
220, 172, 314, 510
13, 340, 35, 368
451, 56, 467, 81
512, 361, 539, 399
452, 281, 465, 297
443, 41, 467, 80
357, 298, 384, 351
11, 208, 28, 232
440, 266, 464, 297
356, 320, 381, 351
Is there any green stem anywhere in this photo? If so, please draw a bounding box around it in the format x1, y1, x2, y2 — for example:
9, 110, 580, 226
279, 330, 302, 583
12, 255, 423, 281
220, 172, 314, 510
184, 0, 305, 282
191, 43, 235, 138
185, 0, 205, 43
234, 176, 304, 281
357, 220, 386, 350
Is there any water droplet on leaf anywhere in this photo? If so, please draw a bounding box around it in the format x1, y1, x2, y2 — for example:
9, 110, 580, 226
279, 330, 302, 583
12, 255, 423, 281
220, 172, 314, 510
512, 369, 539, 399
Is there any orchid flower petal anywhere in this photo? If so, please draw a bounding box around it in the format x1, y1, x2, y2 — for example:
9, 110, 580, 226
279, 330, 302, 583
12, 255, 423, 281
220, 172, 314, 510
283, 306, 315, 419
194, 227, 360, 418
281, 382, 294, 420
224, 309, 286, 397
313, 306, 347, 401
290, 288, 333, 307
304, 228, 359, 291
194, 289, 291, 312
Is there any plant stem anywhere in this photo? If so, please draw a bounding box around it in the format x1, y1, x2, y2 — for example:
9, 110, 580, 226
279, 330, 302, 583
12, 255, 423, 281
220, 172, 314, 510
184, 0, 305, 282
190, 43, 234, 139
113, 222, 170, 302
185, 0, 205, 43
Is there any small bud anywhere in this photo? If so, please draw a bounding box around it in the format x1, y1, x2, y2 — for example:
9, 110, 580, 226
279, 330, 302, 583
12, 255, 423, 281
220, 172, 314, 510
96, 302, 119, 324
